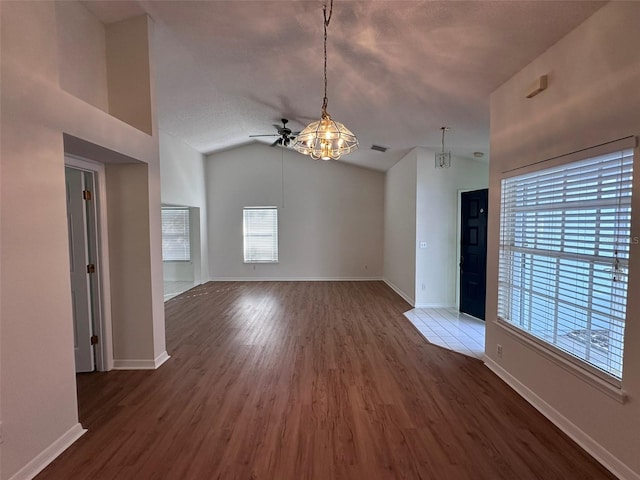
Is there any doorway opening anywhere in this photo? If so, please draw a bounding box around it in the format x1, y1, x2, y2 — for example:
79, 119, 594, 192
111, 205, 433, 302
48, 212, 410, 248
65, 156, 113, 372
458, 189, 488, 320
161, 204, 201, 301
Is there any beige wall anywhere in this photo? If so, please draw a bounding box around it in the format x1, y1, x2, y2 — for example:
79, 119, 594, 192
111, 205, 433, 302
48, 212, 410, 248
487, 3, 640, 478
206, 143, 384, 280
106, 15, 154, 135
55, 0, 109, 111
0, 2, 165, 478
383, 149, 418, 303
383, 147, 489, 307
415, 149, 488, 307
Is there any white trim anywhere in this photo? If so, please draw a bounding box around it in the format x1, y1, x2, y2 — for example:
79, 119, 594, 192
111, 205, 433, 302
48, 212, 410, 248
414, 303, 456, 309
113, 352, 171, 370
209, 276, 383, 282
65, 155, 114, 371
484, 357, 639, 480
8, 423, 86, 480
154, 351, 171, 368
501, 136, 637, 175
495, 320, 627, 402
382, 279, 415, 306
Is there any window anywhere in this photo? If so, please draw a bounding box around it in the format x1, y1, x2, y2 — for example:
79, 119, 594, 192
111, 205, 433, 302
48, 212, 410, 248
161, 207, 191, 261
243, 207, 278, 263
498, 148, 634, 381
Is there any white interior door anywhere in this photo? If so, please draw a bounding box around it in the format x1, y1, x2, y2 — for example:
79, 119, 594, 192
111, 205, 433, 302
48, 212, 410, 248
65, 167, 95, 373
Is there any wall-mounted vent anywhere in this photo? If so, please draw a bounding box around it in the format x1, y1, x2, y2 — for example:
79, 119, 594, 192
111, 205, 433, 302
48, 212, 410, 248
370, 144, 389, 153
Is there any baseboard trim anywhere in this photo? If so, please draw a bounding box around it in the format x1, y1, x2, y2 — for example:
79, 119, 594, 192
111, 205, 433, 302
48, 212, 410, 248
484, 357, 639, 480
414, 303, 456, 309
208, 276, 383, 282
154, 351, 171, 368
113, 351, 171, 370
382, 279, 414, 306
9, 423, 86, 480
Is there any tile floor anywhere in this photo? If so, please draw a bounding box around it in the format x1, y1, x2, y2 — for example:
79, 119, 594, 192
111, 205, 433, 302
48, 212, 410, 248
404, 307, 486, 359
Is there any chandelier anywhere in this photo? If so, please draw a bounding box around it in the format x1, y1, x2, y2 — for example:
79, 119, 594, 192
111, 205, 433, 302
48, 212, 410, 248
292, 0, 358, 161
435, 126, 451, 169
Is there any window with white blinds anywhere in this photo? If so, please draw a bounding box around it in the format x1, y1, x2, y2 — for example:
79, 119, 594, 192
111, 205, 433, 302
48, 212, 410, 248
243, 207, 278, 263
161, 208, 191, 261
498, 149, 634, 381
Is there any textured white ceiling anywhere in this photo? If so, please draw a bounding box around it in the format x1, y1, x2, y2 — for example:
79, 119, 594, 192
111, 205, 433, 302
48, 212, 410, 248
85, 1, 605, 171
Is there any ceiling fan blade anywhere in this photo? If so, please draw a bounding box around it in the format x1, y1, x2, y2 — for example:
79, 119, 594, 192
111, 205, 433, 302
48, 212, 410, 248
270, 138, 282, 147
249, 134, 278, 138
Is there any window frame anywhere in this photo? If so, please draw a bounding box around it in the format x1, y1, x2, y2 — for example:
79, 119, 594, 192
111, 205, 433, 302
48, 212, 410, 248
161, 207, 191, 262
496, 139, 636, 398
243, 206, 279, 264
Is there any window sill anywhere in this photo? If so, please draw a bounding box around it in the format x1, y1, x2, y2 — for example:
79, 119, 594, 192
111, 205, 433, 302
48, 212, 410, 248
494, 319, 628, 404
244, 261, 279, 264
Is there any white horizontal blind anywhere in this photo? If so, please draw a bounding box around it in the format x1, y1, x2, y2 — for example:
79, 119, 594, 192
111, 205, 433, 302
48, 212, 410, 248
498, 149, 634, 380
161, 208, 191, 261
243, 207, 278, 263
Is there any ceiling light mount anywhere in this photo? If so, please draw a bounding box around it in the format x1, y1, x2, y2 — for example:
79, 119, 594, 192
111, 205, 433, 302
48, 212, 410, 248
435, 126, 451, 169
292, 0, 358, 161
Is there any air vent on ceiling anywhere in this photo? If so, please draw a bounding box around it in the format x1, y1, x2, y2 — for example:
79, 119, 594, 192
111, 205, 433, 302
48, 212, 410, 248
371, 144, 389, 153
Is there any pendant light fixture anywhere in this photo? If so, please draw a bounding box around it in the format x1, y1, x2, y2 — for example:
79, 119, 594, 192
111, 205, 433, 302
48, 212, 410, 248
292, 0, 358, 161
435, 126, 451, 169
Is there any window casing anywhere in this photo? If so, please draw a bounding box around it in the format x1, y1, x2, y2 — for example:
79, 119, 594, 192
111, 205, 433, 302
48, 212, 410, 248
498, 149, 634, 382
161, 207, 191, 261
243, 207, 278, 263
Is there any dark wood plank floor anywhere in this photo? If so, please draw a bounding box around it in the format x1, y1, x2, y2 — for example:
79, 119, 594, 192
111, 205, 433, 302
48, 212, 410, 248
37, 281, 615, 479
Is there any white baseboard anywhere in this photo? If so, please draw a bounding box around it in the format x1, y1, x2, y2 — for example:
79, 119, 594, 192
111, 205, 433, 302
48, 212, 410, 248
9, 423, 86, 480
382, 279, 414, 306
414, 303, 456, 309
208, 276, 383, 282
154, 351, 171, 368
484, 357, 639, 480
113, 351, 170, 370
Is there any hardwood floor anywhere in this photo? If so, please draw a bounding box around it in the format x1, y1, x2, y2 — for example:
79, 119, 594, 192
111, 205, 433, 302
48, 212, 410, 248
37, 281, 615, 479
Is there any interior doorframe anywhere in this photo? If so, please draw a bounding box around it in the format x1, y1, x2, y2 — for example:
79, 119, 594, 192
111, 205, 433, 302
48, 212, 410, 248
65, 154, 114, 371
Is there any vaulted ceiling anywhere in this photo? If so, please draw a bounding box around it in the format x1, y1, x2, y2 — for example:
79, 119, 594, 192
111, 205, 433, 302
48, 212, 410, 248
83, 1, 605, 171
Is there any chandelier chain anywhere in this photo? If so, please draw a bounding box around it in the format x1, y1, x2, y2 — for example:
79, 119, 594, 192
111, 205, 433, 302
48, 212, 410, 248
322, 0, 333, 117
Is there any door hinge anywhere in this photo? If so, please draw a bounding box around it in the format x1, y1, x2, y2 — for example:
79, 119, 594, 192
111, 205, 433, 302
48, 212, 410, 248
87, 264, 96, 274
90, 335, 99, 345
83, 190, 92, 201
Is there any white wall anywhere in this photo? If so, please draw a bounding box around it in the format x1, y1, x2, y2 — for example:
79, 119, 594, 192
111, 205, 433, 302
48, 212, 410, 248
383, 149, 418, 304
487, 3, 640, 479
415, 149, 488, 307
383, 147, 489, 307
206, 143, 384, 280
1, 3, 166, 478
159, 130, 209, 283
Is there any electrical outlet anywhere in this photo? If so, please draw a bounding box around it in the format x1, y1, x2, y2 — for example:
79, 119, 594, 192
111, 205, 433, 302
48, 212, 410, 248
497, 344, 503, 358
